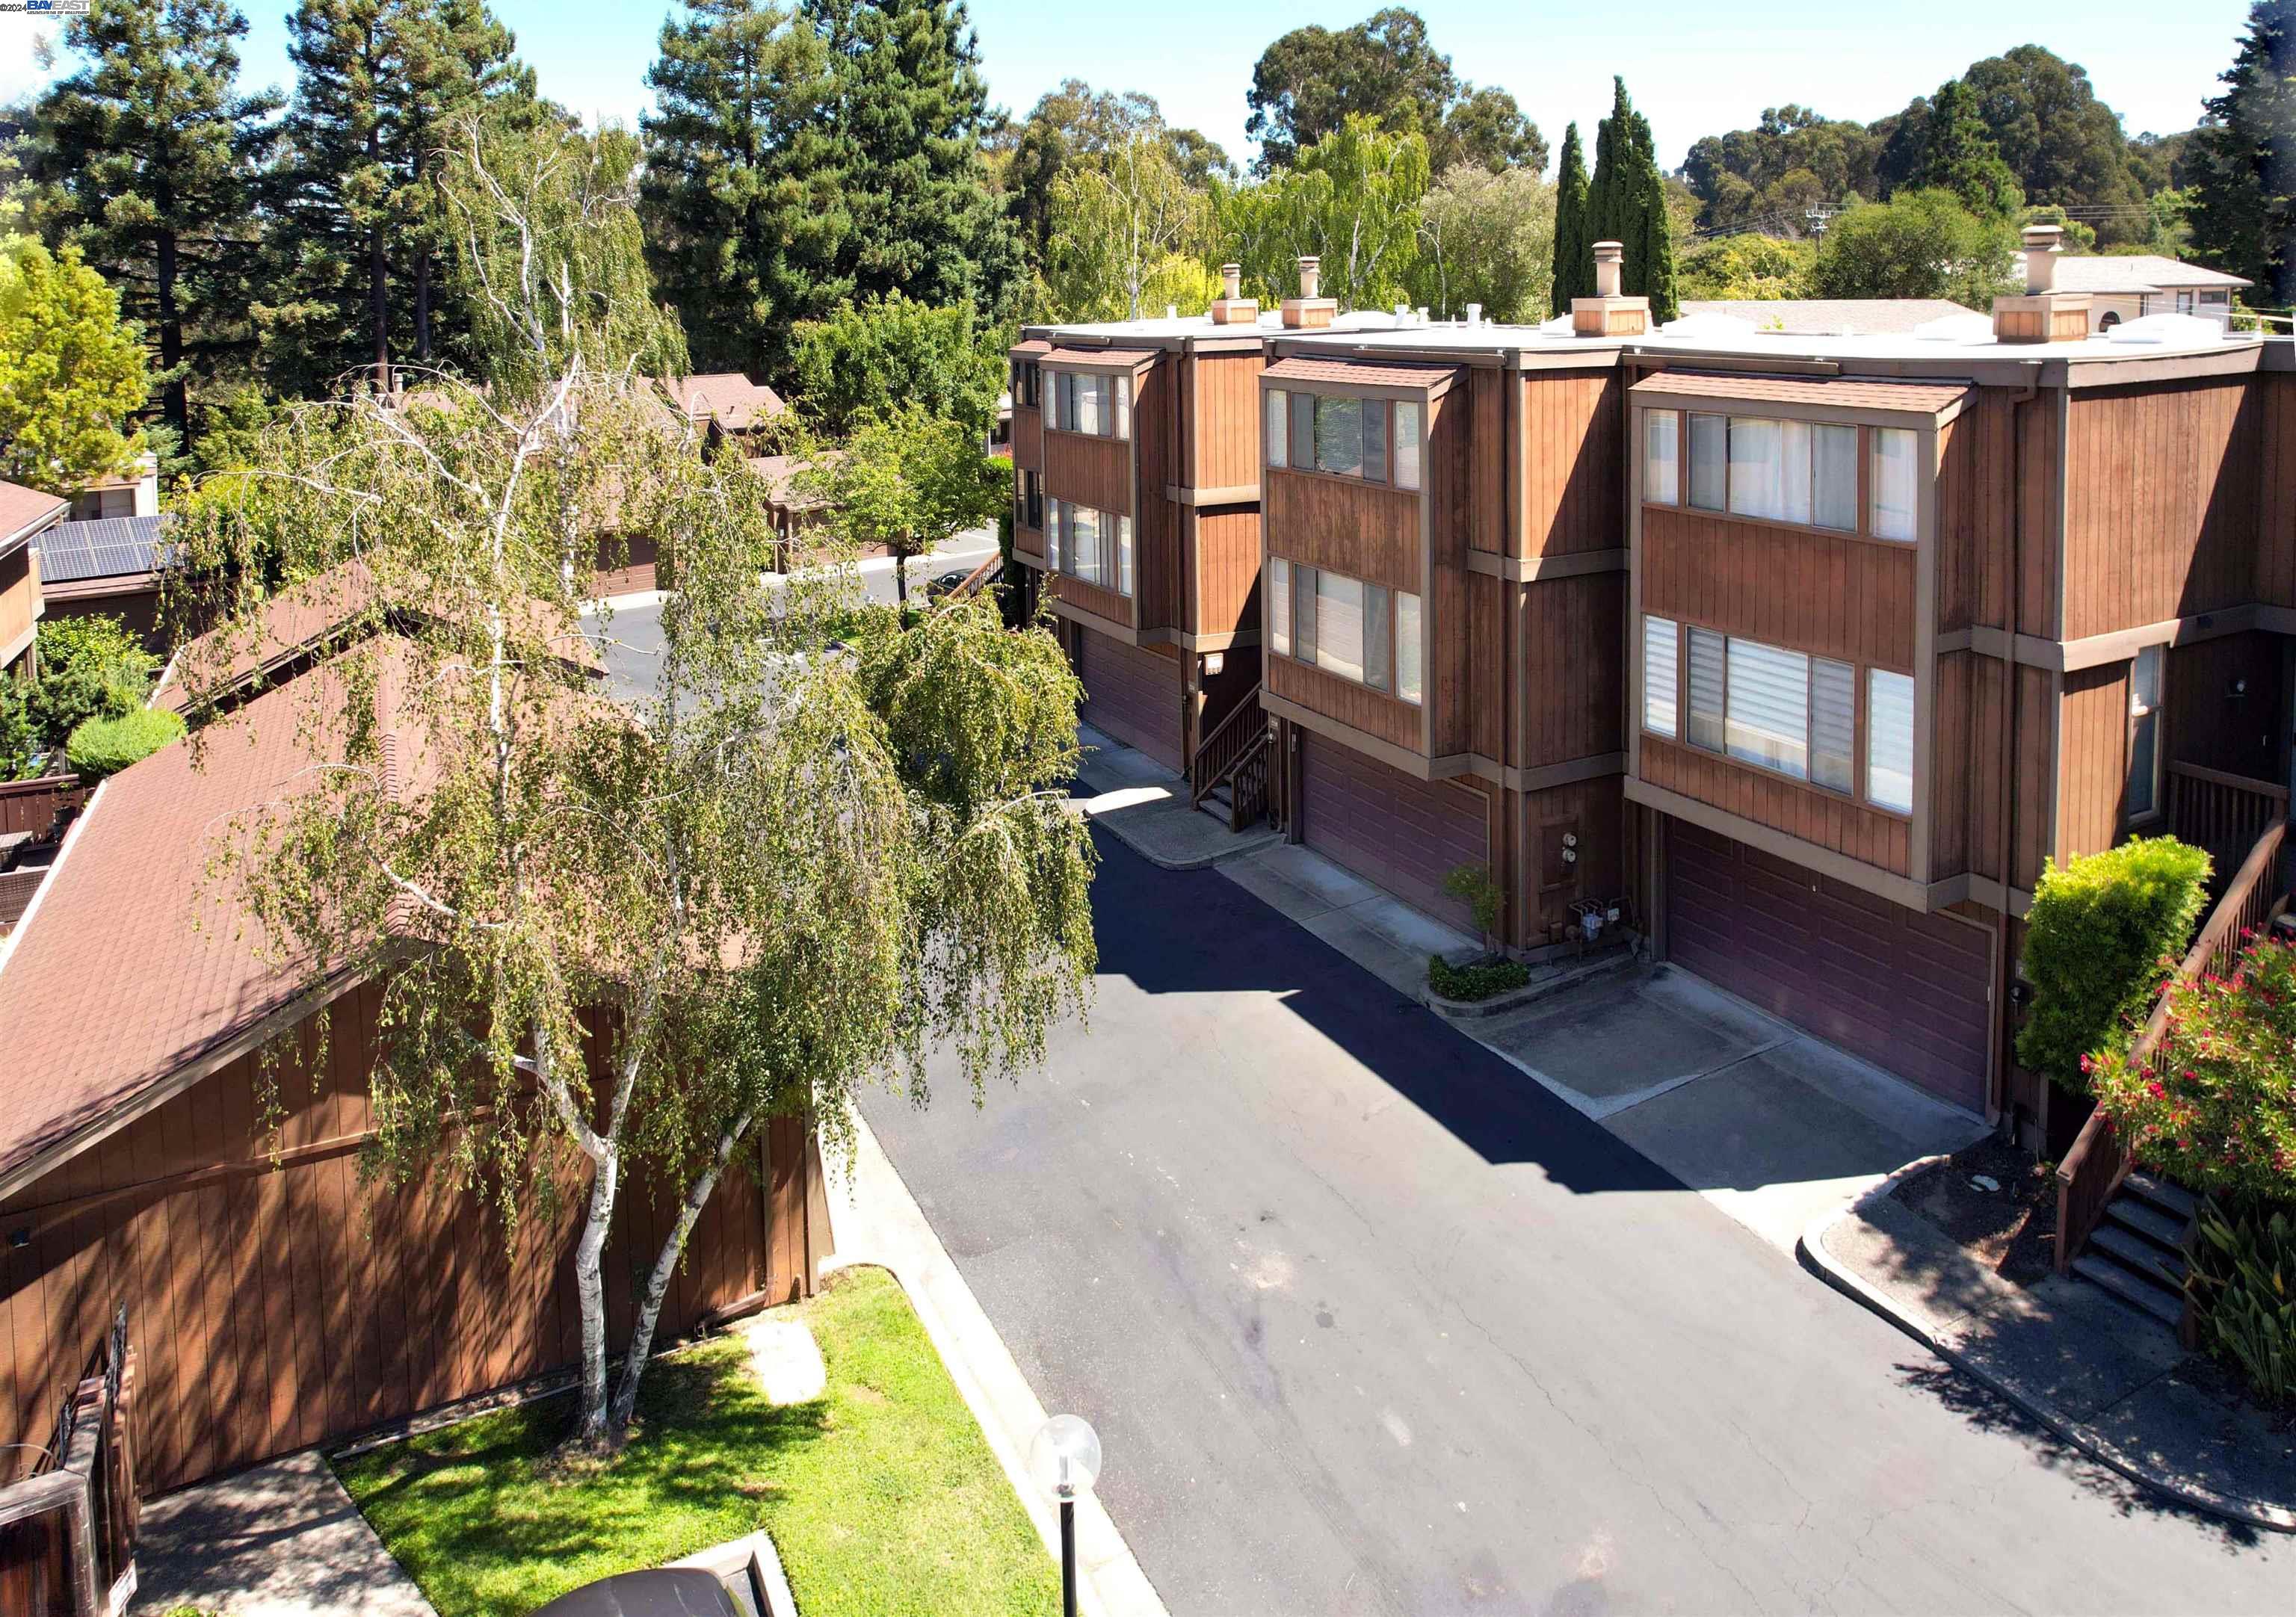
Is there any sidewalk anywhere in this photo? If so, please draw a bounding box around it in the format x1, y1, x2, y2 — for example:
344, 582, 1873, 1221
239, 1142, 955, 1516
821, 1116, 1168, 1617
1806, 1167, 2296, 1531
1069, 722, 1283, 871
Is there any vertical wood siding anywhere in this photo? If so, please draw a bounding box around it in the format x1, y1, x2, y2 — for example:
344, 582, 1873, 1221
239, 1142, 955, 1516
2166, 631, 2286, 784
1935, 390, 2017, 633
1193, 507, 1263, 643
2012, 664, 2058, 890
1049, 573, 1138, 630
1518, 371, 1623, 560
1640, 507, 1917, 670
0, 983, 806, 1496
1268, 658, 1423, 752
1263, 472, 1422, 590
1520, 574, 1625, 768
1189, 352, 1265, 490
1467, 368, 1507, 556
2056, 661, 2132, 861
1930, 649, 1973, 879
1520, 776, 1627, 937
1043, 430, 1132, 516
1641, 735, 1912, 876
2014, 393, 2063, 640
1133, 361, 1184, 635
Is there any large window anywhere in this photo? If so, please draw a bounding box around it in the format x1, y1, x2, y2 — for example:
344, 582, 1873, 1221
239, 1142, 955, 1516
1810, 658, 1855, 793
1043, 497, 1132, 596
1688, 413, 1727, 511
1267, 392, 1422, 491
1646, 410, 1904, 539
1726, 639, 1810, 778
1050, 370, 1131, 439
1643, 614, 1679, 736
1870, 427, 1918, 541
1015, 469, 1043, 531
1867, 669, 1914, 812
1011, 358, 1041, 407
2127, 644, 2162, 820
1270, 560, 1421, 705
1645, 412, 1679, 506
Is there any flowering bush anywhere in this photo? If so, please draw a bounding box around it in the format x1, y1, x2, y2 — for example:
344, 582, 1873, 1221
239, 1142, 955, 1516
2084, 931, 2296, 1202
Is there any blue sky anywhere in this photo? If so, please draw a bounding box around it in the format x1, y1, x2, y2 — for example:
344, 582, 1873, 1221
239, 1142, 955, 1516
3, 0, 2256, 173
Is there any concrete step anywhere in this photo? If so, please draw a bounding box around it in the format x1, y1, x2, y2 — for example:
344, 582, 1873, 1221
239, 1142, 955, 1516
2102, 1193, 2190, 1255
2072, 1251, 2185, 1328
2088, 1222, 2188, 1290
2123, 1169, 2197, 1224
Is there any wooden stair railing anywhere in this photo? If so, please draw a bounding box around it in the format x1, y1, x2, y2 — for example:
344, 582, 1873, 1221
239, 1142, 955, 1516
2055, 817, 2290, 1275
933, 551, 1002, 607
2165, 761, 2288, 896
1188, 683, 1265, 811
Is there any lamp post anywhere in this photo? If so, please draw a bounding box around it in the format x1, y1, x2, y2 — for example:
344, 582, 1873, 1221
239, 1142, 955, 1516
1028, 1414, 1102, 1617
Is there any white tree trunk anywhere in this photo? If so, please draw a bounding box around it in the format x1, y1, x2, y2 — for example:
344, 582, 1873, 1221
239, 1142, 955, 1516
571, 1140, 621, 1444
607, 1112, 753, 1431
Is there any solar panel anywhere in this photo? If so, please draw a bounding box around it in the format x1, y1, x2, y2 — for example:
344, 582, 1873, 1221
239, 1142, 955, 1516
35, 516, 169, 585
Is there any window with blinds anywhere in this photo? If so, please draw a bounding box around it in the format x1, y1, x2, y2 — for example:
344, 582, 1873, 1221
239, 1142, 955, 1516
1688, 627, 1726, 751
1811, 658, 1855, 791
1316, 571, 1367, 681
1268, 557, 1292, 655
1726, 640, 1810, 777
1645, 411, 1679, 505
1868, 668, 1914, 811
1643, 615, 1679, 737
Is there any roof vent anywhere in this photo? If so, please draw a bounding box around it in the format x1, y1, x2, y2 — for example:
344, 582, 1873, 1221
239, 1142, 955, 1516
1281, 255, 1338, 330
1571, 241, 1649, 338
2107, 312, 2233, 346
1992, 224, 2091, 343
1207, 262, 1259, 326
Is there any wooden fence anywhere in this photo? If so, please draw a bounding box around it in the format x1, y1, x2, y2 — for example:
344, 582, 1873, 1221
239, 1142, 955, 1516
0, 1308, 136, 1617
0, 774, 87, 841
2166, 761, 2288, 898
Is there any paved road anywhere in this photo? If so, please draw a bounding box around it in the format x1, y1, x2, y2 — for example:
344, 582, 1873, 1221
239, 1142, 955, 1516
862, 831, 2289, 1616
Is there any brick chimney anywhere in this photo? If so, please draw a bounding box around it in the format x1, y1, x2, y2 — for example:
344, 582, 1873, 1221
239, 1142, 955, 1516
1281, 256, 1338, 330
1207, 261, 1259, 326
1571, 241, 1649, 338
1992, 223, 2093, 343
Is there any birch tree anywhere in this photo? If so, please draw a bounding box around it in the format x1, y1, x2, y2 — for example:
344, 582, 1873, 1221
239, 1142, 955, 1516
172, 125, 1096, 1451
1044, 135, 1215, 321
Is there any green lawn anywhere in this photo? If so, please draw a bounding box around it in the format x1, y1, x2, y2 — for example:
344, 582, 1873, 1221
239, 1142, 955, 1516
336, 1266, 1060, 1617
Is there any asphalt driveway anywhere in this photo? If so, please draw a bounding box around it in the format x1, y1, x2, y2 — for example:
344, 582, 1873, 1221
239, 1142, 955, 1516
861, 830, 2288, 1616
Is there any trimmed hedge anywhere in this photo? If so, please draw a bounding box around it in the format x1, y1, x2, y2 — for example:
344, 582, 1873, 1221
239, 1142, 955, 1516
1428, 953, 1530, 1002
2016, 836, 2211, 1083
66, 707, 186, 779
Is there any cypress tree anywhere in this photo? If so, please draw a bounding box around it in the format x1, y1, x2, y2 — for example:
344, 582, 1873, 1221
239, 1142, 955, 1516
1586, 79, 1629, 252
1635, 133, 1680, 324
2190, 0, 2296, 308
33, 0, 282, 446
639, 0, 849, 381
812, 0, 1024, 321
1586, 76, 1676, 318
1549, 120, 1589, 315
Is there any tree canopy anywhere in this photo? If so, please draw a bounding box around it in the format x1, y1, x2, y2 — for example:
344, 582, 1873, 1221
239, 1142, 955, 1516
1217, 114, 1431, 311
0, 239, 149, 495
786, 294, 1004, 436
1913, 78, 2023, 220
1806, 188, 2016, 309
2189, 1, 2296, 306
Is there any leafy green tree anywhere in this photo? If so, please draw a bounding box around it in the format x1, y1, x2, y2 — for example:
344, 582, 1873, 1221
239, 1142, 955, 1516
1807, 188, 2016, 309
639, 0, 846, 382
2189, 1, 2296, 306
1682, 104, 1881, 235
1041, 134, 1215, 321
1413, 164, 1551, 321
0, 240, 149, 495
1437, 86, 1546, 176
31, 0, 281, 446
27, 613, 161, 752
1959, 45, 2150, 244
991, 80, 1229, 265
1676, 234, 1815, 300
1217, 114, 1429, 310
1549, 120, 1589, 315
786, 294, 1002, 436
793, 404, 1007, 603
812, 0, 1024, 321
1913, 77, 2023, 220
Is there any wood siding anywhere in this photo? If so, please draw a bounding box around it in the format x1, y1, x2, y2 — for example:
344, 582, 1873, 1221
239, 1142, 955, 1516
2013, 664, 2058, 890
2166, 631, 2285, 785
1931, 648, 1974, 879
2064, 378, 2259, 639
1464, 368, 1507, 557
0, 983, 810, 1496
1268, 655, 1422, 752
1428, 386, 1472, 758
1519, 371, 1623, 561
2257, 372, 2296, 607
2014, 392, 2064, 640
1641, 735, 1912, 876
1263, 470, 1420, 592
1043, 430, 1132, 517
1641, 507, 1916, 671
1521, 776, 1627, 938
1187, 351, 1265, 490
2057, 661, 2132, 861
1194, 507, 1262, 643
1010, 403, 1042, 473
1519, 572, 1625, 768
0, 545, 37, 664
1049, 571, 1136, 630
1134, 360, 1184, 636
1936, 389, 2017, 634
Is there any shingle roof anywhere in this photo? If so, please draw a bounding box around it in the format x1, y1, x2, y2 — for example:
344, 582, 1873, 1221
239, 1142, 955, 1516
36, 515, 168, 584
1679, 299, 1981, 336
2016, 254, 2252, 294
1041, 347, 1158, 368
1629, 371, 1970, 416
663, 373, 788, 432
1263, 356, 1460, 390
0, 479, 68, 551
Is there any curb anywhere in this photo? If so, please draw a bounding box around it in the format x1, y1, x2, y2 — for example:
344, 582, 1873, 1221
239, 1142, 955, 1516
1797, 1160, 2296, 1535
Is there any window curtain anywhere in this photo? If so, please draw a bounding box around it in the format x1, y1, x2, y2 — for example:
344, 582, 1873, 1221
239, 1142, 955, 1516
1315, 572, 1365, 681
1645, 412, 1679, 505
1644, 616, 1679, 736
1395, 592, 1422, 703
1871, 428, 1917, 541
1268, 557, 1291, 655
1868, 669, 1915, 811
1394, 404, 1422, 490
1813, 425, 1858, 531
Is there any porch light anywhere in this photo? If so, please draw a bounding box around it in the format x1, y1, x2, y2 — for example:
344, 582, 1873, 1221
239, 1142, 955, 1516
1030, 1415, 1102, 1617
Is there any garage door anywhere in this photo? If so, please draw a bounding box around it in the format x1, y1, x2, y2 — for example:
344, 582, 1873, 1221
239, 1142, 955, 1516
1300, 735, 1487, 930
1079, 629, 1184, 770
1664, 818, 1990, 1110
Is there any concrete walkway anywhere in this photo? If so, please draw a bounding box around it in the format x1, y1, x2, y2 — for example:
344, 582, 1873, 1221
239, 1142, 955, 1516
1069, 723, 1281, 871
822, 1118, 1168, 1617
134, 1449, 434, 1617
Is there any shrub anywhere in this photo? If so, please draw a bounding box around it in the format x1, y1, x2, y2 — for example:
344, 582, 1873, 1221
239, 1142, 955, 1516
1428, 953, 1530, 1002
65, 707, 185, 778
1442, 863, 1504, 942
2189, 1197, 2296, 1408
28, 614, 160, 750
2085, 933, 2296, 1203
2016, 837, 2212, 1083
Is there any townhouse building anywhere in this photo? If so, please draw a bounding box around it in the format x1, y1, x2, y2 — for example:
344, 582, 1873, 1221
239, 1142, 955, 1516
1012, 229, 2296, 1147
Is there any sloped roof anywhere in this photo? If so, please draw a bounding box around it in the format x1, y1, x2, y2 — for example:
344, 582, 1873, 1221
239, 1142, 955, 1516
1631, 371, 1971, 416
1041, 347, 1158, 369
0, 479, 68, 553
2016, 254, 2252, 294
37, 515, 168, 585
1264, 356, 1460, 391
663, 373, 787, 432
1679, 299, 1981, 336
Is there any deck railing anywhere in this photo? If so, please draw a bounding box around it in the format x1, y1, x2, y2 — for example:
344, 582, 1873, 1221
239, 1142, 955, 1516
0, 1307, 136, 1617
1188, 684, 1265, 811
2165, 761, 2288, 894
2055, 817, 2289, 1274
0, 773, 88, 840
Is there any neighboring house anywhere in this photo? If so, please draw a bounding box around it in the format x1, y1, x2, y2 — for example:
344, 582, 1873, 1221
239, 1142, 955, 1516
0, 574, 824, 1496
0, 480, 64, 678
66, 455, 158, 523
661, 372, 788, 452
1011, 226, 2296, 1149
744, 454, 837, 568
34, 515, 169, 651
2009, 253, 2253, 333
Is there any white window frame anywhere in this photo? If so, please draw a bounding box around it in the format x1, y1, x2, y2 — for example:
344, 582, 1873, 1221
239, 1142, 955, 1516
2127, 644, 2163, 822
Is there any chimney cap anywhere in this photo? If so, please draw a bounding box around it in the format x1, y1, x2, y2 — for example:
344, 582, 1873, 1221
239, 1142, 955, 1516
2022, 222, 2064, 249
1592, 240, 1624, 260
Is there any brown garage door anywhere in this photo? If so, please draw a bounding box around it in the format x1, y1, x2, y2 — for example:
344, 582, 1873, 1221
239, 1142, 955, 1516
1664, 817, 1990, 1110
1300, 735, 1487, 930
1080, 629, 1183, 770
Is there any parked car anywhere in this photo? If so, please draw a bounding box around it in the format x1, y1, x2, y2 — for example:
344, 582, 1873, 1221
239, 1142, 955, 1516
925, 566, 976, 600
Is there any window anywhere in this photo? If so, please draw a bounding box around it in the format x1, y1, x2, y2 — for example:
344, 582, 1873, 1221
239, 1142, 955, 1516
2128, 645, 2162, 820
1114, 374, 1131, 439
1050, 371, 1131, 439
1011, 359, 1041, 407
1016, 469, 1043, 531
1810, 658, 1855, 792
1363, 401, 1388, 483
1044, 499, 1132, 596
1070, 504, 1101, 584
1290, 392, 1315, 469
1315, 571, 1366, 681
1813, 424, 1858, 532
1645, 411, 1679, 506
1045, 497, 1062, 572
1315, 396, 1364, 478
1728, 418, 1812, 526
1395, 591, 1422, 705
1688, 413, 1727, 511
1268, 557, 1292, 656
1267, 390, 1289, 469
1687, 627, 1726, 752
1364, 583, 1392, 691
1394, 404, 1422, 491
1871, 427, 1917, 541
2176, 290, 2196, 315
1726, 639, 1810, 779
1867, 669, 1914, 813
1295, 563, 1319, 665
1117, 513, 1134, 597
1643, 615, 1679, 737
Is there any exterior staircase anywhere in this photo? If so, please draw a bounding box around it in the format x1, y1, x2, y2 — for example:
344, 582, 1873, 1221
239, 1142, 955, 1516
2070, 1170, 2196, 1329
1188, 684, 1271, 832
